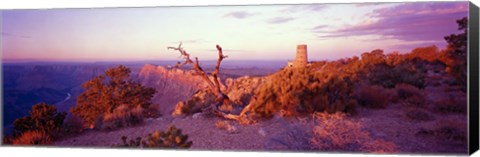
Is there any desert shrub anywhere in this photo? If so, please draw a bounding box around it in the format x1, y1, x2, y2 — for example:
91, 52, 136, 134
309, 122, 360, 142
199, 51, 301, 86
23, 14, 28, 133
115, 136, 142, 148
416, 119, 467, 144
142, 125, 192, 148
433, 120, 467, 142
71, 65, 156, 128
3, 136, 14, 145
354, 85, 392, 109
114, 125, 192, 149
433, 97, 467, 114
404, 108, 434, 121
393, 84, 425, 107
366, 61, 426, 89
101, 105, 144, 130
13, 103, 66, 137
310, 112, 396, 153
265, 119, 312, 151
61, 115, 85, 135
172, 90, 215, 117
251, 67, 356, 118
12, 130, 52, 145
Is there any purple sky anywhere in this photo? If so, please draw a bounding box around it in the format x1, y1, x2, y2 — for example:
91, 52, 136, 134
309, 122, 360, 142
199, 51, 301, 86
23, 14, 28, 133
1, 1, 469, 61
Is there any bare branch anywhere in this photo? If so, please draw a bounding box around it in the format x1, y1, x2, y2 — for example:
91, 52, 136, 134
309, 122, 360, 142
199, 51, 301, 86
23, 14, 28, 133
167, 42, 255, 123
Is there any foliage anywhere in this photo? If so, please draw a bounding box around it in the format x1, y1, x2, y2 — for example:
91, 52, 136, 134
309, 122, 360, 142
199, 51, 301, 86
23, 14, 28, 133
142, 125, 193, 148
115, 136, 142, 148
265, 119, 312, 151
433, 96, 467, 114
100, 105, 144, 130
354, 85, 392, 109
250, 66, 357, 118
404, 108, 434, 121
366, 59, 427, 89
443, 17, 468, 91
310, 112, 396, 153
61, 115, 85, 135
70, 65, 156, 128
172, 90, 214, 117
394, 84, 425, 107
13, 103, 66, 137
12, 130, 52, 145
416, 119, 467, 144
114, 125, 192, 149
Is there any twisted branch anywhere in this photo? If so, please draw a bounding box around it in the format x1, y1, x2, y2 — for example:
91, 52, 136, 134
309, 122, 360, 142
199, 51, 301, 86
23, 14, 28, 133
167, 42, 252, 124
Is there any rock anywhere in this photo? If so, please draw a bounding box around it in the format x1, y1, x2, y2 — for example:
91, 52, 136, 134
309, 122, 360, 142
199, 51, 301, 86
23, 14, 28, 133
227, 125, 239, 134
258, 128, 267, 136
192, 113, 203, 119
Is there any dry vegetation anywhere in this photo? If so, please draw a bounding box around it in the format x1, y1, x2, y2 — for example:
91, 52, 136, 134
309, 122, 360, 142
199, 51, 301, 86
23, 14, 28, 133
114, 125, 192, 149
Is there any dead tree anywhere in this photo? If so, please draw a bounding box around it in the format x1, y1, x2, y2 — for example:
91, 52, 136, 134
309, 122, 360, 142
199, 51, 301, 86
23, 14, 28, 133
167, 43, 253, 123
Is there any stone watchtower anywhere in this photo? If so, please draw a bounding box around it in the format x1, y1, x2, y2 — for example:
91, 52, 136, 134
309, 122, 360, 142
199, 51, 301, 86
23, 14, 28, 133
294, 44, 308, 67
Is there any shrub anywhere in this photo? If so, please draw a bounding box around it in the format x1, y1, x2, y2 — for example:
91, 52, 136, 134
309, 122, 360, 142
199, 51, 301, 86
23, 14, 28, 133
310, 112, 396, 153
367, 61, 426, 89
101, 105, 144, 131
354, 85, 392, 109
251, 67, 356, 118
172, 90, 214, 117
433, 120, 467, 142
13, 103, 66, 137
404, 108, 434, 121
416, 119, 467, 144
115, 136, 142, 148
114, 125, 192, 149
12, 130, 52, 145
434, 97, 467, 114
265, 119, 312, 151
61, 115, 85, 135
71, 65, 156, 128
142, 125, 192, 148
3, 136, 14, 145
393, 84, 425, 107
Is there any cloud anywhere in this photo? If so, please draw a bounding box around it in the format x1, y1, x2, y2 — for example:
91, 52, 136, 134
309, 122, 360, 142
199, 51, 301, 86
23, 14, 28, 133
313, 25, 329, 30
223, 11, 257, 19
267, 17, 295, 24
316, 2, 468, 42
389, 41, 445, 51
354, 3, 388, 7
1, 32, 31, 38
281, 4, 328, 13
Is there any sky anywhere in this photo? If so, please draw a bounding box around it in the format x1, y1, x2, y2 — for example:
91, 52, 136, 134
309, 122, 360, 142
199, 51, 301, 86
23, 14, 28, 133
0, 1, 469, 62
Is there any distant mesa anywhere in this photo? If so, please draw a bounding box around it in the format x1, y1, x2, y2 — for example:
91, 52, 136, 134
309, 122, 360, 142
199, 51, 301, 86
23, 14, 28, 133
287, 44, 310, 68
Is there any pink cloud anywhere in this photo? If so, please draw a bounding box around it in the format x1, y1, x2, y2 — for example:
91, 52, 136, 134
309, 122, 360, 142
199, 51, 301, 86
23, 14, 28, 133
317, 2, 469, 44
